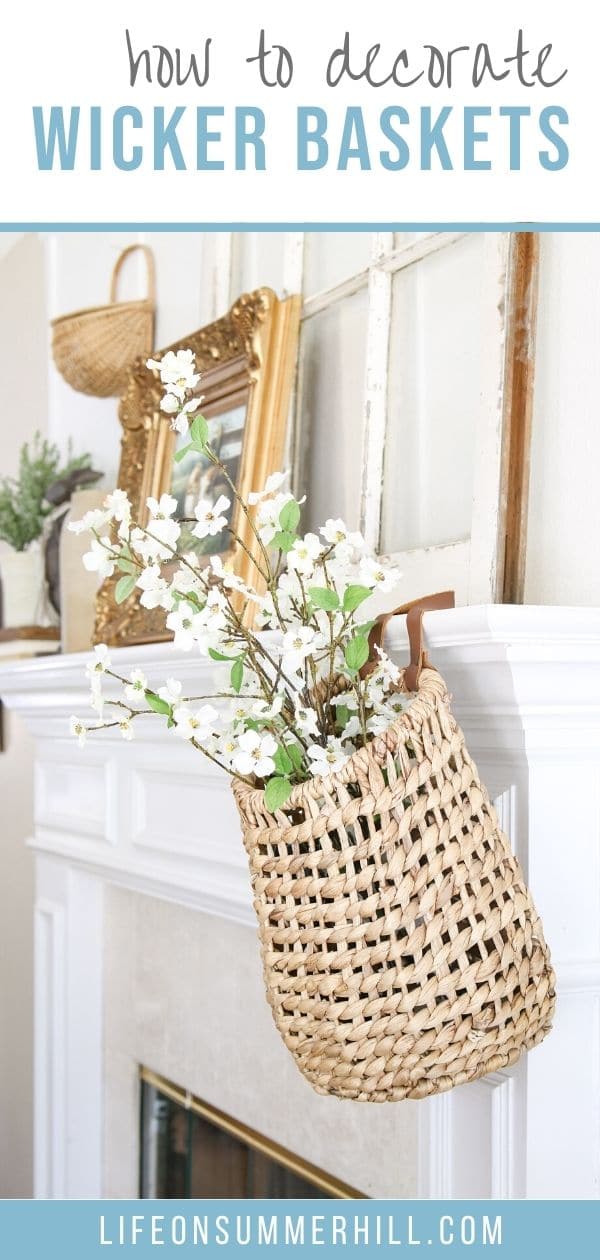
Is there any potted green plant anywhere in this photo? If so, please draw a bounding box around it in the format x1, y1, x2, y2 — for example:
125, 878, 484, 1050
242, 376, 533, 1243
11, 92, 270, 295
0, 433, 93, 628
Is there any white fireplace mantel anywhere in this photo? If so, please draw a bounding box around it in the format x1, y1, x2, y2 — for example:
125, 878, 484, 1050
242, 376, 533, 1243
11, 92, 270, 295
1, 604, 600, 1201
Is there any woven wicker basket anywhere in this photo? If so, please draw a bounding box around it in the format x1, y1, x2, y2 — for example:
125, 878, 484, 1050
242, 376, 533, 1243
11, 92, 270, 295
233, 595, 555, 1103
51, 244, 155, 398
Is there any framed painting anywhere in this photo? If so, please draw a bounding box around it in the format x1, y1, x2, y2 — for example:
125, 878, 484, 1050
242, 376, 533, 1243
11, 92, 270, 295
94, 287, 301, 646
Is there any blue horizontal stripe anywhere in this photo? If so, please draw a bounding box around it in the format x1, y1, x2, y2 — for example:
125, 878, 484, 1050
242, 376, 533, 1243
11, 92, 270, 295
1, 221, 600, 232
0, 1198, 597, 1259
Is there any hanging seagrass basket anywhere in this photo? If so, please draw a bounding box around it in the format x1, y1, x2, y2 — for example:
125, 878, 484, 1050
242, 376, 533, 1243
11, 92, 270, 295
51, 244, 155, 398
233, 593, 555, 1103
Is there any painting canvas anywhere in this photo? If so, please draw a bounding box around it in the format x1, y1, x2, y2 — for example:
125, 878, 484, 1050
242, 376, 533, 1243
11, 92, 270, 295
170, 403, 247, 556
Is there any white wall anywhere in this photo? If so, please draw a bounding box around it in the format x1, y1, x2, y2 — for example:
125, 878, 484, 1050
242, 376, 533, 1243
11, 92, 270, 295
45, 232, 217, 487
0, 234, 49, 1196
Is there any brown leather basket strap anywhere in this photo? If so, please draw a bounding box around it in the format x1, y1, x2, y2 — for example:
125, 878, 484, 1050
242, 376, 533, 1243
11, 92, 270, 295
110, 244, 156, 305
362, 590, 455, 691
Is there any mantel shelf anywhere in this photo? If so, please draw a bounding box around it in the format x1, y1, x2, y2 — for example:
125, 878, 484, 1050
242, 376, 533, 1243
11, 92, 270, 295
7, 602, 600, 1200
1, 603, 600, 741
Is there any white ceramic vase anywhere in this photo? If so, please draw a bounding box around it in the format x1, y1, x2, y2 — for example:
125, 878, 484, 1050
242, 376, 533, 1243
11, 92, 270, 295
0, 542, 48, 628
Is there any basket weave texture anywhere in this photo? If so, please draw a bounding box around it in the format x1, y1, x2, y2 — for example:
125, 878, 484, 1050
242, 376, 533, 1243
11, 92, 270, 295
233, 668, 555, 1102
51, 244, 155, 398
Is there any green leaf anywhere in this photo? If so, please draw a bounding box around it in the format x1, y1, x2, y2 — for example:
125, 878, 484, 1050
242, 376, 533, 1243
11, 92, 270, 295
117, 543, 135, 574
335, 704, 350, 730
308, 585, 339, 612
209, 647, 236, 662
114, 574, 136, 604
230, 658, 244, 694
174, 442, 193, 464
279, 499, 300, 532
144, 690, 172, 717
117, 556, 137, 575
344, 635, 369, 674
264, 776, 293, 813
190, 413, 208, 447
271, 530, 296, 553
286, 742, 303, 771
343, 584, 371, 613
273, 745, 293, 776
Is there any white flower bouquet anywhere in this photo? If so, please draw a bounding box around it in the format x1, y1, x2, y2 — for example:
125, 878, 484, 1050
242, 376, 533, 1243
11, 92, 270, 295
70, 350, 408, 813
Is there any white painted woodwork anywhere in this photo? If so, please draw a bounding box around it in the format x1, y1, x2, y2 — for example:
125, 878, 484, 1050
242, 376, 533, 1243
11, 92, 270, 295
42, 228, 516, 594
294, 230, 511, 597
1, 605, 599, 1198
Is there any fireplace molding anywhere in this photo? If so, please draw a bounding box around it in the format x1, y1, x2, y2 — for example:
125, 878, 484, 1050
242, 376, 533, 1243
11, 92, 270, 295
2, 604, 600, 1200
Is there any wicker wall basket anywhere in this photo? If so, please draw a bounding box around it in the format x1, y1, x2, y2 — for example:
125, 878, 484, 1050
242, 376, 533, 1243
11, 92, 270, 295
51, 244, 155, 398
233, 595, 555, 1103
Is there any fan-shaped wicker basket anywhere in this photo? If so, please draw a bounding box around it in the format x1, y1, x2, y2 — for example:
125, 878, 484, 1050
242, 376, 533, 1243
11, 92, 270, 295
51, 244, 155, 398
233, 596, 555, 1103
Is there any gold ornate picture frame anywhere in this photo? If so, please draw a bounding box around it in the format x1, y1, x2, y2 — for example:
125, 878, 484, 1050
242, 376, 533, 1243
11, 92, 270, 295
94, 287, 301, 646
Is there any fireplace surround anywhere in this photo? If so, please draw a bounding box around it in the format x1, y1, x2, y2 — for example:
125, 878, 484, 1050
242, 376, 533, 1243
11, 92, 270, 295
1, 604, 599, 1199
139, 1068, 360, 1199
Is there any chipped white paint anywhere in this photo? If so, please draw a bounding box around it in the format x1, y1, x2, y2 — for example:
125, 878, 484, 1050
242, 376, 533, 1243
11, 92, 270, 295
467, 232, 511, 602
360, 233, 394, 549
282, 230, 512, 597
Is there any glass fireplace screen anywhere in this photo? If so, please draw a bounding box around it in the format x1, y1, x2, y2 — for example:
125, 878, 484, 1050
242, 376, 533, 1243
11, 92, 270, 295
139, 1068, 361, 1199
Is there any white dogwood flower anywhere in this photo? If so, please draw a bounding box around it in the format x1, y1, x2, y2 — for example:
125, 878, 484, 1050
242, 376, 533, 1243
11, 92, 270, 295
158, 678, 183, 706
136, 565, 170, 610
373, 647, 401, 687
254, 593, 276, 628
216, 730, 238, 768
307, 739, 350, 777
366, 713, 390, 736
119, 719, 134, 741
286, 533, 323, 577
131, 503, 180, 561
248, 470, 289, 505
147, 349, 200, 400
209, 555, 250, 596
104, 489, 132, 537
125, 668, 148, 708
70, 716, 88, 747
89, 674, 104, 717
359, 557, 403, 593
86, 644, 111, 676
165, 603, 207, 651
255, 492, 295, 544
232, 731, 278, 779
192, 495, 230, 539
378, 694, 413, 719
173, 703, 218, 743
294, 704, 320, 737
252, 696, 283, 720
320, 518, 364, 549
68, 507, 111, 536
159, 392, 180, 415
281, 625, 323, 673
165, 397, 205, 436
229, 697, 255, 724
195, 589, 228, 634
147, 493, 178, 519
331, 690, 359, 712
82, 537, 116, 580
341, 715, 362, 741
